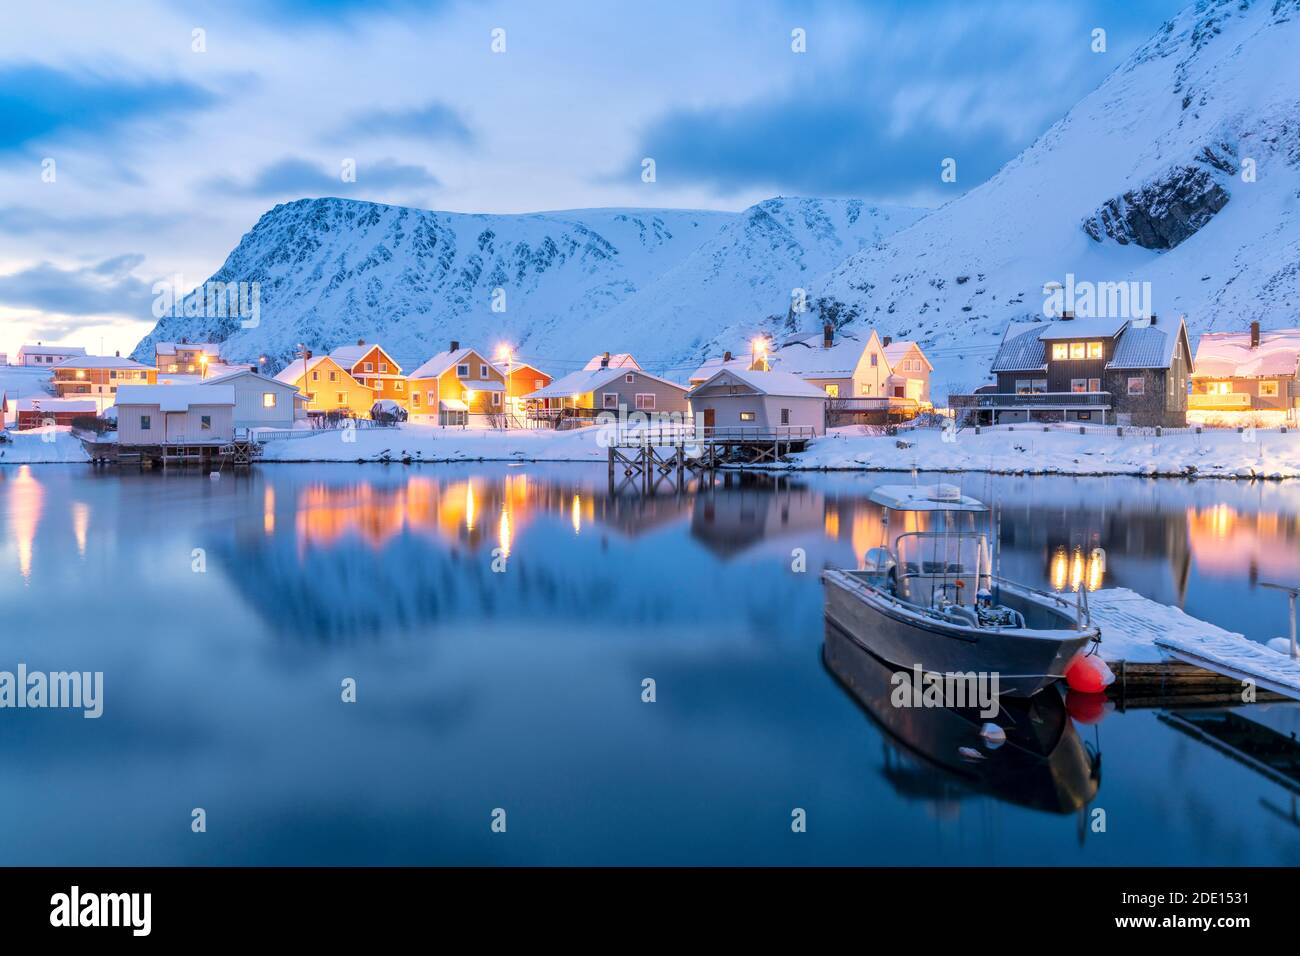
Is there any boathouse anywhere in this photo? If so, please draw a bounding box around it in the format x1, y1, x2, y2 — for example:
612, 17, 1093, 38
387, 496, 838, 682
202, 368, 304, 430
688, 367, 828, 435
114, 384, 236, 445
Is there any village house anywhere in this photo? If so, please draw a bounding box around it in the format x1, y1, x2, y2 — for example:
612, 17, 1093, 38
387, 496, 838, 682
407, 342, 508, 420
525, 352, 691, 423
15, 397, 98, 430
202, 368, 305, 430
154, 340, 221, 373
496, 357, 552, 419
688, 367, 828, 435
952, 313, 1193, 427
114, 384, 236, 445
17, 343, 87, 366
51, 355, 157, 411
273, 354, 374, 416
329, 340, 408, 408
1190, 322, 1300, 417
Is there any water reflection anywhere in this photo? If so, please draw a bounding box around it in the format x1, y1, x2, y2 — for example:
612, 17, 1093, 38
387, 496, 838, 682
824, 622, 1101, 816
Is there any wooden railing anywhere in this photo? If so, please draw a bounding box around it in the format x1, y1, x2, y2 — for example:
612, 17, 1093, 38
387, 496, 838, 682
949, 391, 1112, 409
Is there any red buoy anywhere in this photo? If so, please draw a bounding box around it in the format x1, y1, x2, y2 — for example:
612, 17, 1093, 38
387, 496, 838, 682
1065, 654, 1114, 694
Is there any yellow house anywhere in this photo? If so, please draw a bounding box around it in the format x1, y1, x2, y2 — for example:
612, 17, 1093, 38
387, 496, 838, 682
407, 342, 507, 418
273, 355, 374, 415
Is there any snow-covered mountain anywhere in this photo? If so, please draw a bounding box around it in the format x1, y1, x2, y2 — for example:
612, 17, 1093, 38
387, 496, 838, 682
813, 0, 1300, 397
133, 197, 922, 377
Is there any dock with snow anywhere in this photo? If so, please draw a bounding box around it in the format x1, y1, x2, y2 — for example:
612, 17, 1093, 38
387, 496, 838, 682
1088, 588, 1300, 703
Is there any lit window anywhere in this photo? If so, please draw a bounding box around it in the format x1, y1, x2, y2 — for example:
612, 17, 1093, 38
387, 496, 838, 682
1087, 341, 1103, 359
1260, 381, 1279, 397
740, 411, 756, 422
824, 384, 839, 398
394, 380, 403, 390
1069, 342, 1085, 359
262, 393, 277, 408
860, 383, 872, 395
534, 379, 543, 389
1051, 343, 1068, 360
1071, 379, 1087, 393
1127, 377, 1144, 396
412, 393, 421, 406
1088, 378, 1101, 392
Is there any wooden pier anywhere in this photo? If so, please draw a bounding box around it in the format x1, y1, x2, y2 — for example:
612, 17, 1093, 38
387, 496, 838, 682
76, 430, 258, 472
607, 426, 815, 493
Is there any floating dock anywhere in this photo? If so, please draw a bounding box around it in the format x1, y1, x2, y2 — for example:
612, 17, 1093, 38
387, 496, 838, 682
1088, 588, 1300, 704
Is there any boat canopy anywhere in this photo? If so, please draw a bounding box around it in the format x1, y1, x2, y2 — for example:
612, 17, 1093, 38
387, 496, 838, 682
868, 484, 987, 513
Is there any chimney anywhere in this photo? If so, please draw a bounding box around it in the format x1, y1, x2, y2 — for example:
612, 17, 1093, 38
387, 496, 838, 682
723, 351, 733, 362
1250, 320, 1261, 348
115, 350, 120, 357
1061, 311, 1075, 321
882, 335, 892, 348
601, 351, 611, 368
1149, 313, 1158, 326
823, 322, 834, 349
450, 339, 460, 352
357, 337, 365, 346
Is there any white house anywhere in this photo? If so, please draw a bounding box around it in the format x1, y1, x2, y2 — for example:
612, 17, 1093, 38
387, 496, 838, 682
201, 368, 303, 429
114, 385, 236, 445
688, 367, 828, 435
16, 343, 87, 366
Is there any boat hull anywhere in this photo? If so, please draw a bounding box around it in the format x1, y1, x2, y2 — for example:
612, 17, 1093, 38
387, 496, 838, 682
822, 570, 1097, 697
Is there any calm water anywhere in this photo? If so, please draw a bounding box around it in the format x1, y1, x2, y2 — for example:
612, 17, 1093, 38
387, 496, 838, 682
2, 462, 1299, 865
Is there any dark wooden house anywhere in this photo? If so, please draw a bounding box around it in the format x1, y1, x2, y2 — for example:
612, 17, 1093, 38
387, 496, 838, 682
952, 314, 1193, 427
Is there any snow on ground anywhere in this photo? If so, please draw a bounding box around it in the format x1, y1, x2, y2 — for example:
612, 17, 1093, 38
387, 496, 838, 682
257, 423, 613, 463
0, 366, 54, 423
772, 424, 1300, 480
0, 427, 91, 463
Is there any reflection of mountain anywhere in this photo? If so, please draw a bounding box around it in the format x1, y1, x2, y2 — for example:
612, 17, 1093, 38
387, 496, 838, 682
823, 622, 1100, 815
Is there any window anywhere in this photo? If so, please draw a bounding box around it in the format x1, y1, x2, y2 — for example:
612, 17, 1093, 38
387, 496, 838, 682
860, 383, 872, 395
1078, 411, 1092, 421
491, 391, 501, 406
635, 394, 656, 410
603, 393, 619, 409
740, 411, 756, 422
168, 364, 178, 373
364, 362, 374, 372
1127, 377, 1144, 396
311, 371, 319, 381
394, 380, 403, 391
379, 362, 388, 373
1069, 342, 1085, 360
1087, 341, 1103, 359
328, 371, 337, 382
1260, 381, 1280, 397
534, 378, 543, 389
479, 364, 488, 377
412, 393, 421, 407
109, 370, 117, 380
1015, 379, 1046, 394
870, 354, 878, 367
1071, 379, 1088, 393
262, 392, 277, 408
141, 415, 151, 430
306, 392, 316, 403
200, 415, 212, 430
780, 408, 790, 425
824, 384, 840, 398
1051, 343, 1068, 361
625, 373, 635, 383
337, 392, 347, 404
1088, 378, 1101, 392
457, 364, 469, 377
1206, 381, 1232, 395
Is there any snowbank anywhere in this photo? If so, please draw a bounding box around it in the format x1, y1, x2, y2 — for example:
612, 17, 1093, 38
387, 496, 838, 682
0, 427, 90, 464
257, 423, 612, 463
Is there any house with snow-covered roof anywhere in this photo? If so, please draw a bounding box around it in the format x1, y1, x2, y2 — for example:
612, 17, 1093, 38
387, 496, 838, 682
329, 339, 409, 408
525, 352, 689, 424
407, 341, 508, 421
1190, 322, 1300, 415
952, 312, 1192, 427
154, 340, 221, 373
273, 354, 374, 416
688, 367, 828, 435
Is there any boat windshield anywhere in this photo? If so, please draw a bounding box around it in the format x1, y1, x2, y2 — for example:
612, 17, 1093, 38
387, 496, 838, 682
893, 531, 992, 607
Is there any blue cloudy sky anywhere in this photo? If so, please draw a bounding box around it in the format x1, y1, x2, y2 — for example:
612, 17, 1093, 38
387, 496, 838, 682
0, 0, 1185, 357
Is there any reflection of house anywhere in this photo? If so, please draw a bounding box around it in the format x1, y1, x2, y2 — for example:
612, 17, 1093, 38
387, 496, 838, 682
15, 398, 98, 429
329, 340, 408, 408
407, 342, 507, 418
202, 368, 304, 429
154, 340, 221, 373
690, 474, 825, 558
114, 385, 236, 444
526, 352, 690, 420
1191, 323, 1300, 415
273, 355, 374, 415
688, 368, 827, 434
953, 314, 1192, 426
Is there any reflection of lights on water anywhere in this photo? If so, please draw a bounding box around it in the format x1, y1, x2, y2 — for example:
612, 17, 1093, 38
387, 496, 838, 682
824, 509, 840, 537
72, 502, 89, 557
1051, 545, 1105, 592
263, 486, 275, 536
465, 482, 476, 532
498, 508, 512, 556
12, 466, 43, 583
571, 493, 582, 535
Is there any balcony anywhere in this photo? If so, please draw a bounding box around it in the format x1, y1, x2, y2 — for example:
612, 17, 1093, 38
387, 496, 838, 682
1189, 392, 1250, 410
949, 391, 1112, 410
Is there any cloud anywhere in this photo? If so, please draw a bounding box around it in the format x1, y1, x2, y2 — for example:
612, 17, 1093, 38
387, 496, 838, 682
0, 63, 218, 152
331, 101, 474, 145
205, 156, 441, 197
0, 206, 179, 236
0, 256, 155, 317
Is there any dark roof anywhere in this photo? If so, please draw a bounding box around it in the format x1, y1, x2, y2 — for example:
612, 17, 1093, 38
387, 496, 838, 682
990, 327, 1047, 372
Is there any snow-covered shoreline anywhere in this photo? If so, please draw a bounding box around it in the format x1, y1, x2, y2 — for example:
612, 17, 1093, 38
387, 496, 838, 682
3, 422, 1299, 480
